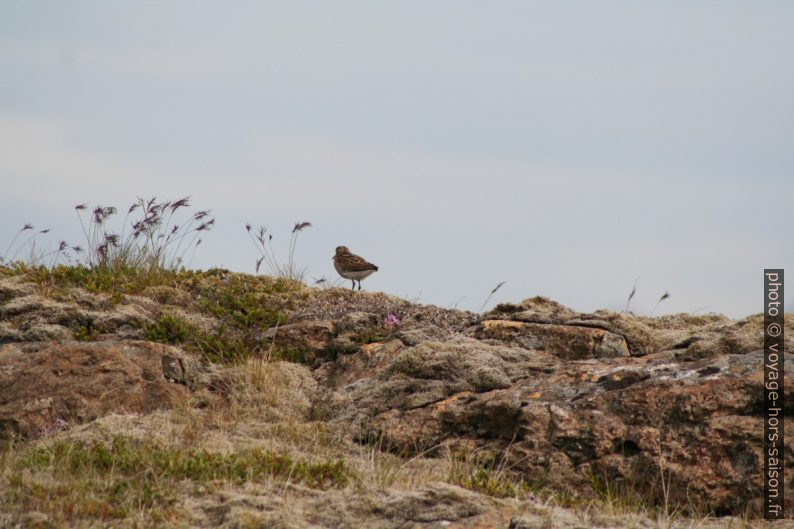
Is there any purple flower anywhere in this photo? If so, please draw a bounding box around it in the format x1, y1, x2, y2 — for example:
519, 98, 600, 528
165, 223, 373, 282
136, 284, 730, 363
384, 314, 402, 329
40, 418, 69, 436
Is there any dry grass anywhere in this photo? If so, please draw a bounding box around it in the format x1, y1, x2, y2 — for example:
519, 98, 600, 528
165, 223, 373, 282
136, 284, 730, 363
75, 197, 214, 271
246, 221, 311, 281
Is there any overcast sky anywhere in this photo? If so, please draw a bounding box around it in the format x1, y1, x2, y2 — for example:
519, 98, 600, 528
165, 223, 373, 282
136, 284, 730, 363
1, 2, 792, 317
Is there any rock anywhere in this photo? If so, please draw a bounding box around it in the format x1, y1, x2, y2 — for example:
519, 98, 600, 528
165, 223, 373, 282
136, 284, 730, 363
262, 320, 336, 364
327, 335, 563, 441
0, 281, 158, 344
0, 321, 24, 343
335, 311, 381, 334
502, 296, 581, 323
314, 338, 404, 389
0, 340, 192, 439
489, 298, 794, 359
508, 515, 544, 529
21, 323, 72, 341
473, 320, 630, 359
356, 349, 794, 513
292, 289, 478, 341
0, 275, 36, 303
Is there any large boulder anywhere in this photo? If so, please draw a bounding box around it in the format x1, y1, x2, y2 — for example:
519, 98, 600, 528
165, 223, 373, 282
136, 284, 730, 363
324, 325, 794, 514
0, 340, 194, 439
471, 320, 630, 359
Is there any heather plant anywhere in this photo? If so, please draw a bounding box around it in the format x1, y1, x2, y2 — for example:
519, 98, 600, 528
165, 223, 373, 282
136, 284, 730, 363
245, 221, 311, 281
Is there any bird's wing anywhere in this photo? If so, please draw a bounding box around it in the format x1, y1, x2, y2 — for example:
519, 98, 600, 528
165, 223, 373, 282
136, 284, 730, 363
345, 254, 378, 271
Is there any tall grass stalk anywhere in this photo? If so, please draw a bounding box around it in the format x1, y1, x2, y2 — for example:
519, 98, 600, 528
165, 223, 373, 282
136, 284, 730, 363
651, 291, 671, 316
625, 276, 640, 313
479, 281, 506, 313
74, 197, 213, 272
246, 221, 311, 281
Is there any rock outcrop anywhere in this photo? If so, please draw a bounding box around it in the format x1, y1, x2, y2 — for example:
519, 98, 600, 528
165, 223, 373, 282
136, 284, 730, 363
0, 340, 192, 438
300, 295, 794, 514
1, 271, 791, 526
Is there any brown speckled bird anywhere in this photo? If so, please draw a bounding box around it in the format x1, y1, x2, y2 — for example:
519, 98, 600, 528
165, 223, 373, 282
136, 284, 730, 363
333, 246, 378, 291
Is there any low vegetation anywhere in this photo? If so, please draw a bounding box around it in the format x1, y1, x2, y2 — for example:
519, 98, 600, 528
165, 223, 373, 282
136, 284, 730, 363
1, 262, 306, 363
0, 435, 351, 527
139, 272, 303, 362
246, 221, 311, 281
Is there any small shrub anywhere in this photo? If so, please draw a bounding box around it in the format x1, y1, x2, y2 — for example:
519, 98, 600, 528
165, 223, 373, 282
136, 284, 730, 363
74, 323, 98, 342
198, 274, 292, 330
192, 326, 252, 363
144, 314, 191, 344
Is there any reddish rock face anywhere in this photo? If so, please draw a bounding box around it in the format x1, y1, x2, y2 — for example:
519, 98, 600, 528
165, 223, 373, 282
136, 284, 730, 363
358, 349, 792, 515
473, 320, 630, 359
262, 320, 337, 364
0, 340, 191, 439
304, 300, 793, 516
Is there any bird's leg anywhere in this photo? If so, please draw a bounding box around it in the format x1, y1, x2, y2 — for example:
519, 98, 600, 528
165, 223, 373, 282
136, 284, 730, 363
350, 280, 355, 290
357, 281, 362, 291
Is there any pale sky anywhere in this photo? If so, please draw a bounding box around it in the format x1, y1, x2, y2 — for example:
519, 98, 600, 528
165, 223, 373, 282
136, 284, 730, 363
1, 2, 792, 317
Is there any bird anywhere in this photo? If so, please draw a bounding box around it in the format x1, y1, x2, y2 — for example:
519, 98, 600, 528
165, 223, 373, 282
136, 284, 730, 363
333, 246, 378, 291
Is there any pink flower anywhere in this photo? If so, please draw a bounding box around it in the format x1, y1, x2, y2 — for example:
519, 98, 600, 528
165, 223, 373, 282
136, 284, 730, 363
384, 314, 402, 329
